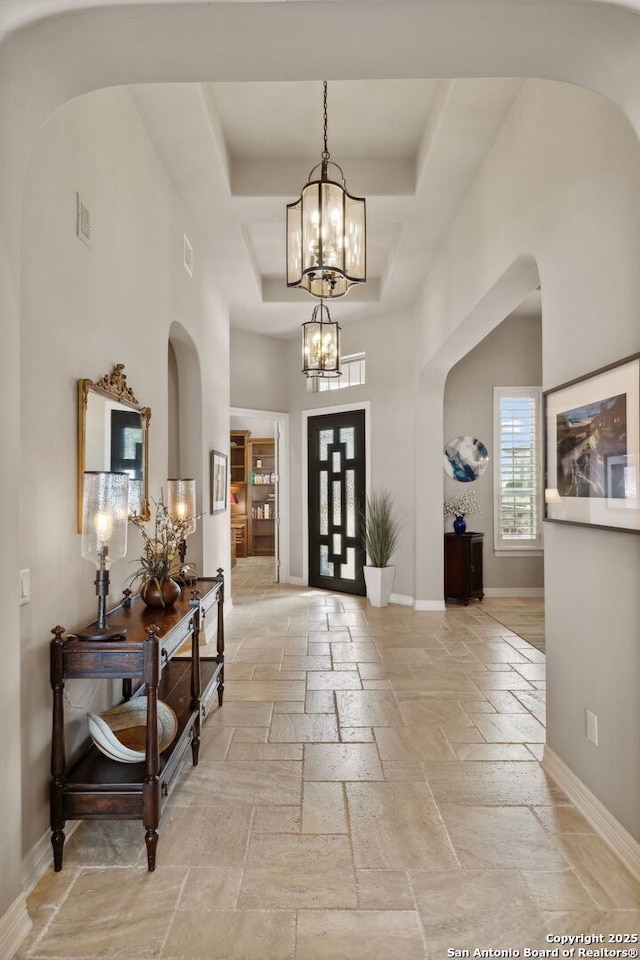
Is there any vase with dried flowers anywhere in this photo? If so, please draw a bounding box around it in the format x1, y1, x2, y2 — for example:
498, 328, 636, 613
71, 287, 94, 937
128, 493, 196, 607
443, 490, 482, 535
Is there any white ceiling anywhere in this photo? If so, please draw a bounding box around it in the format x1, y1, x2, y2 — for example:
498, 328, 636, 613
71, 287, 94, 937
212, 81, 439, 160
131, 77, 530, 339
7, 0, 640, 344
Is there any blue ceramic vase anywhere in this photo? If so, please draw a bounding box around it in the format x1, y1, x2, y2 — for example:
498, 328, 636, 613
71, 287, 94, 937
453, 515, 467, 535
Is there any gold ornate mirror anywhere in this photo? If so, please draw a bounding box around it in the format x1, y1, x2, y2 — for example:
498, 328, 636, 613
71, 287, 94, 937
77, 364, 151, 531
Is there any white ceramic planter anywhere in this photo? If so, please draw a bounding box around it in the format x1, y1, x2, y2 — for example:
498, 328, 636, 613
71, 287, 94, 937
363, 565, 395, 607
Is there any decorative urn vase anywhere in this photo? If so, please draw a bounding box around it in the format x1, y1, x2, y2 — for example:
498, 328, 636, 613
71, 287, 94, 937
453, 515, 467, 535
140, 578, 181, 608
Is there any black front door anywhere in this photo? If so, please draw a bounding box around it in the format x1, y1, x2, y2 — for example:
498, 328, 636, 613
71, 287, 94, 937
308, 409, 366, 595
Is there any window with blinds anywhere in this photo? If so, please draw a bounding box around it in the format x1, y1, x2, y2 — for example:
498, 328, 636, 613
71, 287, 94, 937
493, 387, 543, 552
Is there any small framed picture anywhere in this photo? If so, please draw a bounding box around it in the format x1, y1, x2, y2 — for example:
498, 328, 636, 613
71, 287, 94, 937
210, 449, 228, 514
544, 353, 640, 533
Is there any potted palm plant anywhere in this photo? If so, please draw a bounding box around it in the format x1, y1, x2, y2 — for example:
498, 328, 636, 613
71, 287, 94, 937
359, 490, 400, 607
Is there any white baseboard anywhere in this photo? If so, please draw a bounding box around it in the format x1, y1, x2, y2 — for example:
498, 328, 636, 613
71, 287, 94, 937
483, 587, 544, 597
543, 745, 640, 881
204, 615, 218, 644
414, 599, 446, 611
22, 830, 53, 895
0, 892, 31, 959
22, 820, 80, 894
389, 593, 413, 607
233, 580, 543, 603
284, 579, 415, 606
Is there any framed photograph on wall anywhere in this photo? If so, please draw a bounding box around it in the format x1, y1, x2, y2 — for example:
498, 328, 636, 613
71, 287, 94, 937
544, 352, 640, 533
210, 449, 228, 514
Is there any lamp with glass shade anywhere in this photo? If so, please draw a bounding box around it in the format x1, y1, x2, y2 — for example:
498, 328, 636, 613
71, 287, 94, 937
167, 478, 196, 566
78, 471, 129, 641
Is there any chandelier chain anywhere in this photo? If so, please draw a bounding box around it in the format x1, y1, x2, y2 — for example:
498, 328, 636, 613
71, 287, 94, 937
322, 80, 330, 162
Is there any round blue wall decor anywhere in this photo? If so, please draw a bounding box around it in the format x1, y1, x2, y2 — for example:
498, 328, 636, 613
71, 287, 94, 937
444, 436, 489, 482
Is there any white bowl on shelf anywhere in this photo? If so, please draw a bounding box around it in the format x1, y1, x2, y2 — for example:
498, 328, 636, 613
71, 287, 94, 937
88, 697, 178, 763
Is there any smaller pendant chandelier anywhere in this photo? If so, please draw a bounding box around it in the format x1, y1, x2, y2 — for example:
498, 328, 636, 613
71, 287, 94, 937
302, 300, 342, 378
287, 81, 366, 300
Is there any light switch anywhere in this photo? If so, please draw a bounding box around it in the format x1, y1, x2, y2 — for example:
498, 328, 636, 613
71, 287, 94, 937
20, 568, 30, 605
586, 709, 599, 746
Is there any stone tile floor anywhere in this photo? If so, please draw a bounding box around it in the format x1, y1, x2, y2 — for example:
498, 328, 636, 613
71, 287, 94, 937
480, 596, 546, 654
15, 559, 640, 959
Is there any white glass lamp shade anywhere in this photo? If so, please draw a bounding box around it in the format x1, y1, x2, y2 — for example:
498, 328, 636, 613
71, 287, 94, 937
287, 166, 366, 300
81, 471, 129, 569
302, 302, 341, 378
167, 478, 196, 536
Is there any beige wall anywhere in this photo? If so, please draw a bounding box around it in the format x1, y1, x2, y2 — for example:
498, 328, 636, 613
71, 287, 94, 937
444, 312, 544, 591
19, 87, 231, 866
416, 79, 640, 839
230, 328, 289, 413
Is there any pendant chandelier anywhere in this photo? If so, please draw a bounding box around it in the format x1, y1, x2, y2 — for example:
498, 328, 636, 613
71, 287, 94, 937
287, 81, 366, 300
301, 300, 342, 378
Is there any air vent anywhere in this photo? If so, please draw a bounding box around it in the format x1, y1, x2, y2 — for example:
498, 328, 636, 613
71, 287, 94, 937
76, 192, 91, 247
183, 233, 193, 276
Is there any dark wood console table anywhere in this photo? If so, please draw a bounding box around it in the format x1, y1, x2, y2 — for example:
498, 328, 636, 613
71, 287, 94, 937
444, 532, 484, 604
50, 572, 224, 872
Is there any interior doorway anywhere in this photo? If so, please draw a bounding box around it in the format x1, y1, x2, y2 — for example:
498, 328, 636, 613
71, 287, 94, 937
230, 407, 289, 584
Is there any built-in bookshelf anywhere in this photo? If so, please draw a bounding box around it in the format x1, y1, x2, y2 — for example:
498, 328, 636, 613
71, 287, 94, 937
249, 438, 276, 556
230, 430, 250, 559
230, 430, 249, 485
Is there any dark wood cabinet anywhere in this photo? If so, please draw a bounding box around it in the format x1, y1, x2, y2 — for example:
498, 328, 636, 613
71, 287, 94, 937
50, 574, 224, 872
444, 532, 484, 604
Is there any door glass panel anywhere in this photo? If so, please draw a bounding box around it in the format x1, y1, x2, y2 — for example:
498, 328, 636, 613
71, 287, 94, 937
320, 545, 333, 576
320, 472, 328, 535
333, 533, 342, 556
346, 470, 355, 537
340, 427, 355, 459
343, 547, 356, 580
320, 429, 332, 461
332, 450, 341, 473
333, 480, 342, 526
